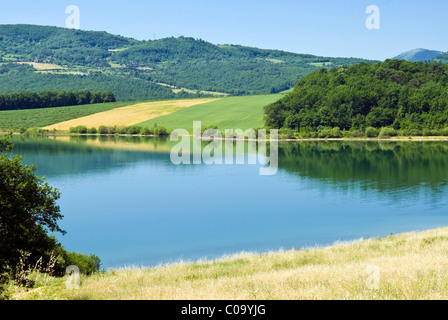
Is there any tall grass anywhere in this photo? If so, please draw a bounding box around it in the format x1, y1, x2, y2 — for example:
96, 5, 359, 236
8, 227, 448, 300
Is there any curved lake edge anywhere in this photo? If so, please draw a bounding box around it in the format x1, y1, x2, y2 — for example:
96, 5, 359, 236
4, 131, 448, 142
8, 226, 448, 300
7, 136, 448, 273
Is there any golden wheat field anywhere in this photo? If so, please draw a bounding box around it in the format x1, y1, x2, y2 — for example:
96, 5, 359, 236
8, 227, 448, 300
43, 98, 219, 131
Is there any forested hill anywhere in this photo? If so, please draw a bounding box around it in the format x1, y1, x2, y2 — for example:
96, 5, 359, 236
0, 24, 137, 67
264, 60, 448, 131
433, 53, 448, 64
108, 36, 375, 95
0, 24, 377, 100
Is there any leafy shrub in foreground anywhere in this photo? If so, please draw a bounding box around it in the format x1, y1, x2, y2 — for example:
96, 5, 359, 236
69, 126, 88, 134
98, 126, 109, 135
345, 130, 365, 138
365, 127, 379, 138
23, 127, 45, 137
318, 127, 342, 138
141, 127, 154, 136
60, 251, 101, 276
378, 127, 397, 138
154, 126, 168, 136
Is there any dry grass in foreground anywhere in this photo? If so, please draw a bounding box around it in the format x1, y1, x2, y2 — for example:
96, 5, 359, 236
8, 227, 448, 300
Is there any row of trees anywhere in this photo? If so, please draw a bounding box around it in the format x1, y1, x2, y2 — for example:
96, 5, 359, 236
69, 125, 169, 136
265, 60, 448, 131
277, 126, 448, 139
0, 89, 116, 111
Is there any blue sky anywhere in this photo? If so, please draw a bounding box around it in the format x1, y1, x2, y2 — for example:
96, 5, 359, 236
0, 0, 446, 60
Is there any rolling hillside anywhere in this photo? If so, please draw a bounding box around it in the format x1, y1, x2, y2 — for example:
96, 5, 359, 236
0, 24, 377, 100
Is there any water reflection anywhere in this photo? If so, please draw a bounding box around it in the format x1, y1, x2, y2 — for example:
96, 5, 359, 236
277, 141, 448, 206
9, 136, 448, 268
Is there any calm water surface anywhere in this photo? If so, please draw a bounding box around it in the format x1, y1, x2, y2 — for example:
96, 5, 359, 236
10, 136, 448, 269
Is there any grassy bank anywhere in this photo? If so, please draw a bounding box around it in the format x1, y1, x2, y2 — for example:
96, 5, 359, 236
7, 227, 448, 300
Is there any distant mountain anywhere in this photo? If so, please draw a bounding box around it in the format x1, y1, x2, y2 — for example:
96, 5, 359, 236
0, 24, 378, 101
392, 48, 444, 62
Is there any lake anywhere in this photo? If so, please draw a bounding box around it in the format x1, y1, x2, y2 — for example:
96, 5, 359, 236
10, 135, 448, 269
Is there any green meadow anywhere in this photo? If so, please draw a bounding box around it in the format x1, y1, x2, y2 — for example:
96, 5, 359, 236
136, 94, 282, 132
0, 95, 282, 132
0, 101, 141, 130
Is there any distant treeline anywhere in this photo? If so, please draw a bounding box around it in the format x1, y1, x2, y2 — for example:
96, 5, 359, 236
0, 90, 116, 111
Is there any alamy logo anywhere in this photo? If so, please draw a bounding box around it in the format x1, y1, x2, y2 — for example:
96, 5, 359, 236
66, 5, 80, 30
366, 5, 380, 30
65, 265, 80, 289
364, 265, 380, 290
170, 121, 278, 176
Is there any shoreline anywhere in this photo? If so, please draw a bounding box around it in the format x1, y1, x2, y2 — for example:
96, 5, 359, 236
8, 225, 448, 300
4, 131, 448, 142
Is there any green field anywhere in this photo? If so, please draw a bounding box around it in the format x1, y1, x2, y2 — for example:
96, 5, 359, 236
136, 94, 282, 132
0, 101, 141, 130
0, 94, 282, 132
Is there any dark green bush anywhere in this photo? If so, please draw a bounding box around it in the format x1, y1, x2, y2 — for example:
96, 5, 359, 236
98, 126, 109, 135
154, 126, 168, 136
127, 126, 142, 135
118, 127, 128, 135
441, 128, 448, 136
318, 127, 342, 138
23, 127, 45, 137
78, 126, 88, 134
345, 130, 365, 138
279, 128, 296, 139
108, 126, 118, 135
409, 129, 423, 136
365, 127, 379, 138
69, 126, 88, 134
141, 127, 154, 136
378, 127, 397, 138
